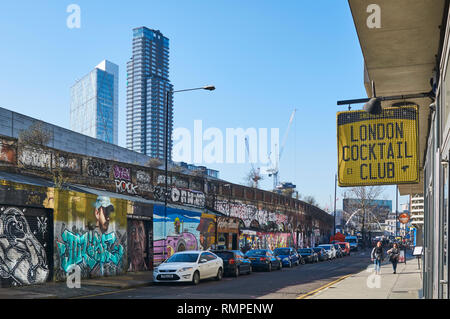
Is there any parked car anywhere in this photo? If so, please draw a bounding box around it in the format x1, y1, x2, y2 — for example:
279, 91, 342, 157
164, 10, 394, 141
312, 247, 328, 261
345, 235, 359, 251
337, 242, 351, 256
317, 244, 337, 259
273, 247, 300, 267
298, 248, 319, 263
245, 249, 282, 271
211, 250, 252, 277
153, 250, 223, 285
333, 244, 344, 258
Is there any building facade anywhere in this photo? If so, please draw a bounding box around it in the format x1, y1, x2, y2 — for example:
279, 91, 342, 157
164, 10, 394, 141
347, 0, 449, 299
126, 27, 173, 160
70, 60, 118, 144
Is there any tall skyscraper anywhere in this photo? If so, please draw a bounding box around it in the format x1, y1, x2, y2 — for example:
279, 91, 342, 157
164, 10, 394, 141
126, 27, 173, 160
70, 60, 119, 144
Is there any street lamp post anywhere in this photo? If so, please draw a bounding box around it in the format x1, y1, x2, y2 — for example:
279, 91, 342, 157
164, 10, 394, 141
162, 85, 215, 261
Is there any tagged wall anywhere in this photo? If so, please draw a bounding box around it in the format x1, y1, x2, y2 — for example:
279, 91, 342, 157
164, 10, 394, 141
51, 190, 127, 280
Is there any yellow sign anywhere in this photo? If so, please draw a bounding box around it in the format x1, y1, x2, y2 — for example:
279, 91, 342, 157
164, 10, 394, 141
337, 106, 419, 187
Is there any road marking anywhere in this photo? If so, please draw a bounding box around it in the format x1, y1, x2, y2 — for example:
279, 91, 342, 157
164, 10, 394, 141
69, 288, 136, 299
296, 274, 352, 299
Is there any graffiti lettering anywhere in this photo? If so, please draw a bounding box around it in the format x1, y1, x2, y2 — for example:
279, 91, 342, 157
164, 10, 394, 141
87, 160, 110, 178
53, 155, 80, 172
136, 170, 153, 192
113, 165, 131, 181
18, 148, 51, 169
57, 229, 124, 274
153, 186, 205, 207
215, 200, 287, 229
115, 179, 138, 195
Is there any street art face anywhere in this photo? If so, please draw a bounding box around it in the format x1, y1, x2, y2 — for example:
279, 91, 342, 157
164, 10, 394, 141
54, 195, 126, 280
127, 220, 147, 272
0, 207, 49, 286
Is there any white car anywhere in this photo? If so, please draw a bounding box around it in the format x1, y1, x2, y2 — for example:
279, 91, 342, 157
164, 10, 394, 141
153, 250, 224, 285
317, 244, 337, 259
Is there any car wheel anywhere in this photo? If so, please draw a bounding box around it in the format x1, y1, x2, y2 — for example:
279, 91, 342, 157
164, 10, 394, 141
248, 265, 252, 275
289, 261, 292, 268
215, 268, 223, 281
267, 263, 272, 272
278, 262, 282, 270
192, 271, 200, 285
234, 266, 240, 277
301, 259, 305, 265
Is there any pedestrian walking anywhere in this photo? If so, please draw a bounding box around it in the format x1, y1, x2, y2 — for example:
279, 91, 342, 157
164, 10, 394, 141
371, 241, 384, 275
387, 243, 400, 274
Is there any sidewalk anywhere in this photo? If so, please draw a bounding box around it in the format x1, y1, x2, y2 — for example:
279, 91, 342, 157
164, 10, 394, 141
309, 256, 422, 299
0, 271, 154, 299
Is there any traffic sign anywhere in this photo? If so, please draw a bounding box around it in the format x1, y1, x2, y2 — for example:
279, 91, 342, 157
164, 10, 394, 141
337, 106, 419, 187
399, 212, 410, 224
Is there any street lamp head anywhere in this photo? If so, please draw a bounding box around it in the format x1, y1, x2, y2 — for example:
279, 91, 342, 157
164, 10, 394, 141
203, 85, 216, 91
363, 97, 382, 115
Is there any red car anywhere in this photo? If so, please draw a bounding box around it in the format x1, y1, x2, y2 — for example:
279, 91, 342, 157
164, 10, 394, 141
337, 242, 351, 256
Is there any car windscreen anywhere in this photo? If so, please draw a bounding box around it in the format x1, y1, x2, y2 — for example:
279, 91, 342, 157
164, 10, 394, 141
274, 249, 290, 255
213, 251, 234, 259
246, 250, 267, 256
346, 238, 357, 243
298, 249, 311, 253
165, 253, 199, 263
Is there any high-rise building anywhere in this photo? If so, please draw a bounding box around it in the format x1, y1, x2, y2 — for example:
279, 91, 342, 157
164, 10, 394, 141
126, 27, 173, 160
70, 60, 119, 144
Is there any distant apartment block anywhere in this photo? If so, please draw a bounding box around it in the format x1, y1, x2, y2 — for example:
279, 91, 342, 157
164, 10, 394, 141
70, 60, 119, 144
126, 27, 173, 160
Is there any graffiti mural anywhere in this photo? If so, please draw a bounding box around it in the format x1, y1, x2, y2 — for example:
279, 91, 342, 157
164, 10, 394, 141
86, 159, 110, 178
54, 195, 127, 280
0, 207, 50, 287
127, 202, 153, 272
239, 231, 296, 251
153, 205, 202, 265
215, 200, 288, 229
197, 213, 216, 251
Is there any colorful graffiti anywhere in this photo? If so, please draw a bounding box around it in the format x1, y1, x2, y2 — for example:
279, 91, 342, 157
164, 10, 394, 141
153, 206, 202, 264
127, 218, 153, 272
0, 207, 49, 287
113, 165, 131, 181
54, 194, 127, 279
56, 229, 124, 274
239, 231, 296, 252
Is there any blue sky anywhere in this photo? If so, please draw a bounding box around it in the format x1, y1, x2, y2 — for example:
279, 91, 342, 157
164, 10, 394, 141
0, 0, 408, 210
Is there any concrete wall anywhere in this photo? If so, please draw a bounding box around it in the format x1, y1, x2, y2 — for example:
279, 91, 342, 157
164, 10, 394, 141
0, 107, 150, 166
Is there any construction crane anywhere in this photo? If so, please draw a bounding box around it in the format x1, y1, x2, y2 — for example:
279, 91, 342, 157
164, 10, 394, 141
245, 137, 262, 188
266, 109, 297, 190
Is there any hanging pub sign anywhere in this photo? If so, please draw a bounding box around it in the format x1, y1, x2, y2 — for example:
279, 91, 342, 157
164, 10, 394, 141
337, 106, 419, 187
